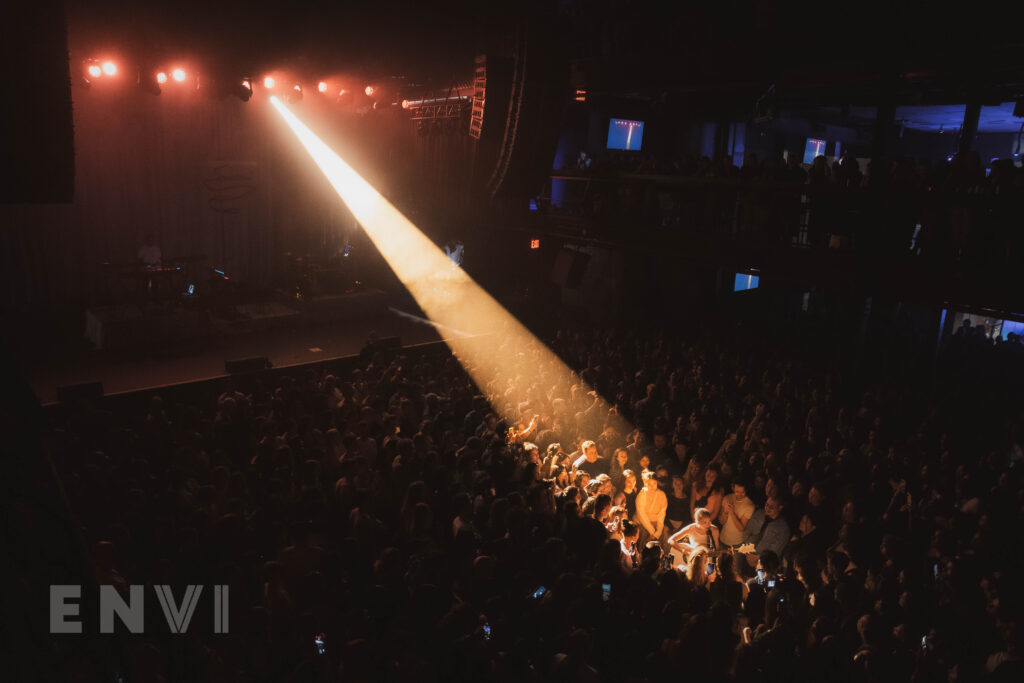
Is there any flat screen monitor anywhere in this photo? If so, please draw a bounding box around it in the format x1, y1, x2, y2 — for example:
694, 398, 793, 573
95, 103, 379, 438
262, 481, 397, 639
734, 272, 759, 292
607, 118, 644, 151
803, 138, 827, 164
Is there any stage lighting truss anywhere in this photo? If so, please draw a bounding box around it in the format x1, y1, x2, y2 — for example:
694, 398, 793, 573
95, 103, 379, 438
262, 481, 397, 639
76, 51, 397, 110
405, 96, 472, 122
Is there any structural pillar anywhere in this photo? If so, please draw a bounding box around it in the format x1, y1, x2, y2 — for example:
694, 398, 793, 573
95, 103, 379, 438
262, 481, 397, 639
958, 100, 981, 156
870, 77, 898, 189
713, 119, 730, 161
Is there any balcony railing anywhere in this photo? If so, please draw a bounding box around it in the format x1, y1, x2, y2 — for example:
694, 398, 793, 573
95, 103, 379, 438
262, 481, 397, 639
542, 171, 1024, 267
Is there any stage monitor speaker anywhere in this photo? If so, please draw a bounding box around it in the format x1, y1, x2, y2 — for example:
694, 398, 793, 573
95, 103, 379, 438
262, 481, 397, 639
550, 248, 590, 288
57, 381, 103, 404
225, 357, 271, 374
360, 336, 401, 361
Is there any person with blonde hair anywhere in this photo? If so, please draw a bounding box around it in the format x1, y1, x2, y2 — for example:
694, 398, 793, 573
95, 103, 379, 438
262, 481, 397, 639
667, 507, 721, 565
687, 547, 713, 589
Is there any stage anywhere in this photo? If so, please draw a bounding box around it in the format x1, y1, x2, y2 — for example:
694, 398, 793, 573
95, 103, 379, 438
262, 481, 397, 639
29, 307, 449, 405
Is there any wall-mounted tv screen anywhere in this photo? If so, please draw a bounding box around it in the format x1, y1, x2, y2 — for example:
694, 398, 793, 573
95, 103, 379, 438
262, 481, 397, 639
803, 138, 827, 164
607, 118, 644, 151
734, 271, 760, 292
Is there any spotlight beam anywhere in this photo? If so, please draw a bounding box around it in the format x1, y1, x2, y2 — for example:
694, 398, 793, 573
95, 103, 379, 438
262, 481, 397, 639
268, 96, 631, 435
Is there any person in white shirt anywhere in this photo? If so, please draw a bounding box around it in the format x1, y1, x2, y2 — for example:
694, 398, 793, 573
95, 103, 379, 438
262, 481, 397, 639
719, 481, 755, 546
634, 470, 667, 545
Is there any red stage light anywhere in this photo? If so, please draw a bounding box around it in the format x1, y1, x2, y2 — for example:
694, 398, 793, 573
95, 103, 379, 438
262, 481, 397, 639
241, 79, 252, 90
530, 239, 540, 249
318, 81, 327, 93
293, 84, 302, 92
172, 69, 186, 82
87, 64, 102, 78
364, 85, 374, 96
102, 61, 117, 76
401, 99, 410, 109
156, 72, 168, 84
263, 76, 275, 89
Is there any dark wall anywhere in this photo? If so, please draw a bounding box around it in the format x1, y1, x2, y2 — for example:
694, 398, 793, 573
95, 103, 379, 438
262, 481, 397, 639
0, 1, 74, 203
894, 129, 1020, 164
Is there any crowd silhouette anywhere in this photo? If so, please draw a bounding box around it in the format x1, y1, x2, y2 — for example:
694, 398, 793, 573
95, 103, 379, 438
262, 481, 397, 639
47, 322, 1024, 682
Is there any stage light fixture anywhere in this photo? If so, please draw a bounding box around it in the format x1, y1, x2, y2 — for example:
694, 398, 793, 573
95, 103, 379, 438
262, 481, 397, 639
285, 83, 303, 103
172, 68, 186, 82
268, 96, 634, 435
102, 61, 117, 76
401, 99, 410, 109
318, 81, 328, 93
232, 78, 253, 102
87, 64, 102, 78
364, 85, 374, 96
263, 76, 275, 89
156, 71, 168, 84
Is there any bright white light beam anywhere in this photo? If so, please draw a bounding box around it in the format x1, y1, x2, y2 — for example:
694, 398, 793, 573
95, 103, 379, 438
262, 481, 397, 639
268, 95, 631, 435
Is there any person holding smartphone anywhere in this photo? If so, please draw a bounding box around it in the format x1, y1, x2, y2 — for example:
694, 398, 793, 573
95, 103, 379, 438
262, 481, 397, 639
619, 520, 641, 575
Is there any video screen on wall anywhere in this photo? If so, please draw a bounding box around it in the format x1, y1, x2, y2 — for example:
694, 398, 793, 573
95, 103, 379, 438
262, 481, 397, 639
606, 118, 645, 151
734, 271, 760, 292
803, 138, 827, 164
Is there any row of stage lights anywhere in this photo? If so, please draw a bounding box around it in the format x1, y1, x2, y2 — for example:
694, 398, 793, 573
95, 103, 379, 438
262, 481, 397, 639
82, 58, 382, 103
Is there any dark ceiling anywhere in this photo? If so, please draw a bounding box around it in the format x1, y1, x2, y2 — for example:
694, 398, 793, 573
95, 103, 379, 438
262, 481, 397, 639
65, 0, 500, 82
63, 0, 1024, 99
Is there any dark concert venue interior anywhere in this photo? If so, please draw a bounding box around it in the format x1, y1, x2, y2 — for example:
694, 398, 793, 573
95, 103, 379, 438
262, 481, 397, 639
2, 1, 1024, 681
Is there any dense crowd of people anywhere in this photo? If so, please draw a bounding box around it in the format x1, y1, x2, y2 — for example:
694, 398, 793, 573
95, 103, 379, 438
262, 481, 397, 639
48, 322, 1024, 682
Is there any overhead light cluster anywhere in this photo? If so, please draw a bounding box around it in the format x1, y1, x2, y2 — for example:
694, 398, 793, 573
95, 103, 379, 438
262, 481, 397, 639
79, 55, 385, 106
